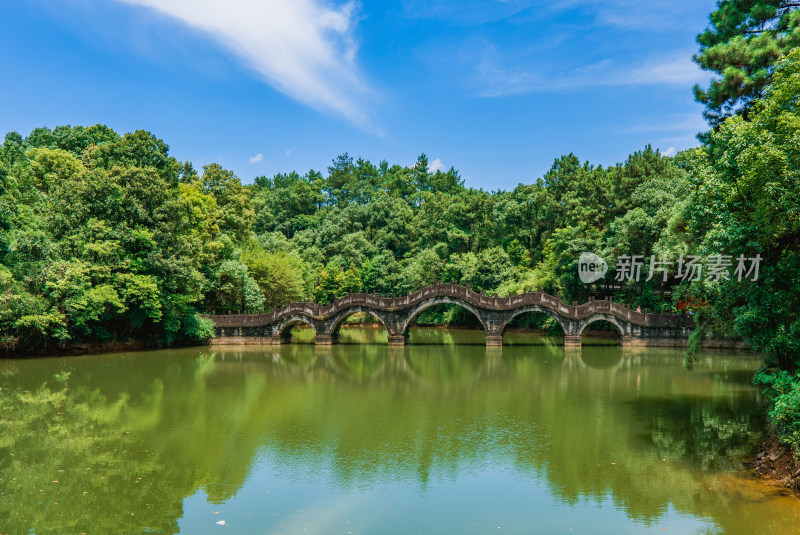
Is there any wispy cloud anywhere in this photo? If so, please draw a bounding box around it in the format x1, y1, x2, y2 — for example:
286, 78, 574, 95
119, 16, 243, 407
548, 0, 705, 31
248, 152, 263, 164
403, 0, 705, 32
661, 146, 677, 157
114, 0, 373, 128
627, 56, 706, 85
400, 0, 538, 24
272, 495, 365, 534
622, 114, 707, 134
473, 52, 708, 97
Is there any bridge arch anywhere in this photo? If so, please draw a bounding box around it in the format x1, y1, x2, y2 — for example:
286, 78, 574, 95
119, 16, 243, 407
577, 314, 629, 338
276, 314, 317, 338
327, 306, 391, 338
400, 296, 488, 335
499, 305, 570, 335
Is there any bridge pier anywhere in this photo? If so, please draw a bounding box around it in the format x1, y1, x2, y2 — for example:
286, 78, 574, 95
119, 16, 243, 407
564, 334, 582, 347
485, 334, 503, 346
315, 333, 339, 345
619, 335, 633, 347
388, 333, 409, 346
270, 334, 290, 345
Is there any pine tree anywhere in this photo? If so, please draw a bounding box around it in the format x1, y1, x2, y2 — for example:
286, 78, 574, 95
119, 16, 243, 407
694, 0, 800, 127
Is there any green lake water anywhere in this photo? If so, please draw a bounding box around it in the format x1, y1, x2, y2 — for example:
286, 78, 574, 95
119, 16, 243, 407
1, 326, 799, 534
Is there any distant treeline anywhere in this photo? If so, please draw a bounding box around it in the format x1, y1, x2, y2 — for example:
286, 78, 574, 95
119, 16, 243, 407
0, 118, 701, 352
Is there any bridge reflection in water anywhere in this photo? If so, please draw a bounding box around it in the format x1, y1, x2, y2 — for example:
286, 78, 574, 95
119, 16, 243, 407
217, 343, 641, 386
207, 284, 694, 347
0, 339, 780, 535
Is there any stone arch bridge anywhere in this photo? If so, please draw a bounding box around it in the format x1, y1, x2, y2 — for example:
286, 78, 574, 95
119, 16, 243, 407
206, 284, 694, 347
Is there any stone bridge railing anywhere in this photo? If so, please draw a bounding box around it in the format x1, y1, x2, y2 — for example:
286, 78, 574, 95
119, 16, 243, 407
206, 284, 694, 348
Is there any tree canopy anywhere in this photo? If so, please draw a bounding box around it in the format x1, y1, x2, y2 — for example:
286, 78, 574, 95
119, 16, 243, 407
694, 0, 800, 126
1, 128, 700, 353
685, 49, 800, 455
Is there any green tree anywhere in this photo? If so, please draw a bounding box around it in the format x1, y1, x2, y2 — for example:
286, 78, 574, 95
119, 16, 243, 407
443, 247, 514, 293
199, 163, 254, 243
535, 226, 604, 303
241, 242, 311, 311
251, 171, 325, 236
493, 184, 551, 264
0, 126, 217, 352
207, 259, 264, 313
540, 154, 612, 230
694, 0, 800, 126
359, 251, 404, 296
686, 49, 800, 368
313, 261, 363, 303
685, 50, 800, 453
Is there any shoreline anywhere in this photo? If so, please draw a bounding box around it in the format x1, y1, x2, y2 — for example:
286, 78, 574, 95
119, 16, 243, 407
1, 340, 147, 359
749, 434, 800, 492
1, 325, 750, 357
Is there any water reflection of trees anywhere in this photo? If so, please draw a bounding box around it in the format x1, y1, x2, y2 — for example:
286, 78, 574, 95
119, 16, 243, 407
0, 341, 788, 535
636, 395, 763, 471
0, 372, 185, 534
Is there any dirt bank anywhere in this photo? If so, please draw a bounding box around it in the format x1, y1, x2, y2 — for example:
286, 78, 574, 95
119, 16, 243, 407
749, 434, 800, 492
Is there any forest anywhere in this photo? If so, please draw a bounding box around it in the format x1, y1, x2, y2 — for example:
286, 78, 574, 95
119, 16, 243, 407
0, 129, 698, 349
1, 1, 799, 459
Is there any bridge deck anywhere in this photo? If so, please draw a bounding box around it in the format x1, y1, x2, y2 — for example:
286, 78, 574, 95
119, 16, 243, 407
206, 284, 692, 331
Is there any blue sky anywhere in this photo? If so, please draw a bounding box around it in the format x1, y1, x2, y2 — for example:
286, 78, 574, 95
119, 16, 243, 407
0, 0, 716, 190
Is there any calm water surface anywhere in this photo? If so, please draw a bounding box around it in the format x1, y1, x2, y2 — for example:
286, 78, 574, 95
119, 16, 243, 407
1, 327, 799, 534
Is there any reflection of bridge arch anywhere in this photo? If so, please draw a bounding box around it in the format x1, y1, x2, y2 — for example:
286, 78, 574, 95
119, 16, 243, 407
252, 344, 643, 385
208, 284, 694, 347
309, 346, 499, 386
578, 347, 626, 371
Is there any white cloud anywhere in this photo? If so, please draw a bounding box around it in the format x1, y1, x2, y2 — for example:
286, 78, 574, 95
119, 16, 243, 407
473, 52, 709, 97
662, 147, 677, 157
248, 152, 263, 164
627, 56, 705, 85
114, 0, 372, 127
548, 0, 704, 31
428, 157, 446, 173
